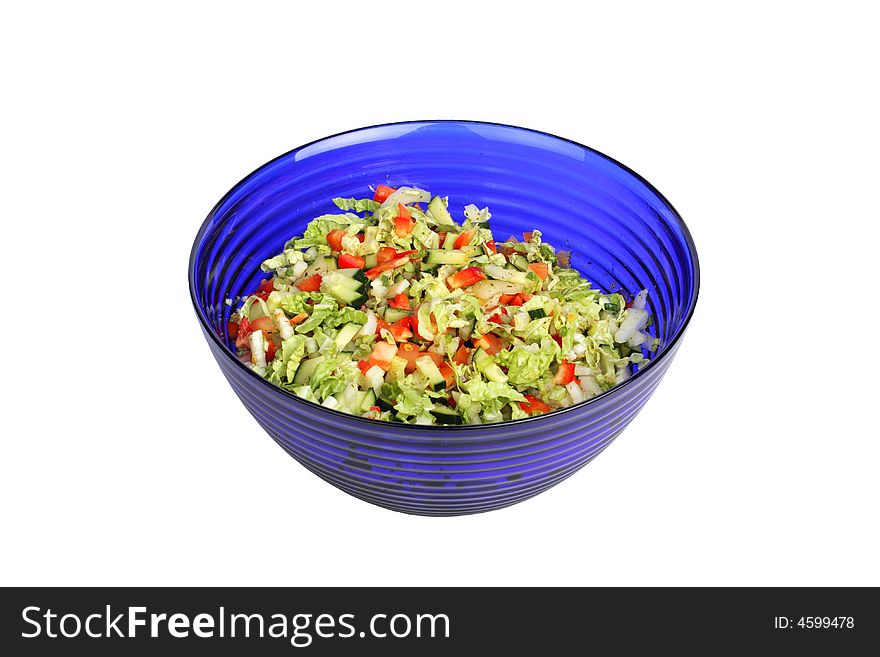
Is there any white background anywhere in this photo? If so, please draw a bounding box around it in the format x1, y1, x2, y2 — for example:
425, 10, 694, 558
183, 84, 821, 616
2, 2, 877, 587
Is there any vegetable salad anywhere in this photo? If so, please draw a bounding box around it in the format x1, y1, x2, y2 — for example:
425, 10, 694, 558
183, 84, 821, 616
226, 184, 657, 425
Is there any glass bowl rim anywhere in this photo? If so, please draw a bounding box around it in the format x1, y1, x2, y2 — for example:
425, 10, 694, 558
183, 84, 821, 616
188, 119, 701, 433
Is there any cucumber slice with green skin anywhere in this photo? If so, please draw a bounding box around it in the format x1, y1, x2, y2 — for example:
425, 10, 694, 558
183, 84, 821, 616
431, 405, 463, 425
428, 195, 455, 226
510, 254, 530, 271
442, 232, 458, 250
293, 356, 325, 385
324, 271, 363, 291
426, 249, 468, 266
472, 347, 494, 372
364, 253, 378, 269
482, 363, 508, 383
377, 396, 396, 412
415, 355, 446, 391
383, 307, 411, 324
359, 389, 377, 413
334, 323, 363, 350
327, 284, 365, 307
527, 308, 547, 320
335, 268, 369, 284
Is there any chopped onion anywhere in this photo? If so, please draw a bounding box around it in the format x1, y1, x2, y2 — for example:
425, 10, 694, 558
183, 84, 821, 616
386, 278, 410, 297
291, 260, 309, 279
364, 365, 384, 393
357, 310, 378, 337
632, 289, 648, 310
321, 396, 339, 410
380, 186, 432, 208
614, 308, 648, 343
273, 309, 294, 340
579, 375, 604, 398
566, 380, 585, 405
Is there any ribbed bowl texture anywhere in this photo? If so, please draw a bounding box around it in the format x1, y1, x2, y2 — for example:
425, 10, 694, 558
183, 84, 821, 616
189, 121, 700, 516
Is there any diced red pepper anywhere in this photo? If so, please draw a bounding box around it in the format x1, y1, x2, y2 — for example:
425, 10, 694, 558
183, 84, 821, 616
226, 321, 240, 339
235, 316, 252, 350
290, 312, 308, 325
376, 246, 398, 264
265, 340, 278, 362
357, 359, 373, 375
454, 229, 475, 250
437, 232, 447, 244
487, 312, 503, 324
327, 229, 346, 251
387, 317, 413, 342
373, 184, 396, 203
485, 240, 497, 254
375, 318, 388, 335
510, 294, 525, 306
523, 231, 534, 242
250, 316, 275, 334
551, 334, 563, 348
498, 294, 516, 305
338, 253, 365, 269
365, 254, 412, 280
528, 263, 549, 281
394, 203, 414, 237
474, 332, 503, 355
625, 298, 634, 309
445, 266, 486, 290
520, 394, 552, 415
453, 344, 471, 365
369, 406, 381, 413
387, 293, 410, 309
297, 273, 322, 292
254, 291, 270, 301
438, 361, 456, 388
447, 396, 457, 408
410, 312, 424, 340
256, 278, 274, 294
554, 360, 576, 385
357, 233, 365, 243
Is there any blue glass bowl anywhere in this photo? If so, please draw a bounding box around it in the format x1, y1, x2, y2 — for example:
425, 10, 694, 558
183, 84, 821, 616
189, 121, 700, 516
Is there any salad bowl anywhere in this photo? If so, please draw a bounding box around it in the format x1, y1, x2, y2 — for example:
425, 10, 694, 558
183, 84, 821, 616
188, 121, 700, 516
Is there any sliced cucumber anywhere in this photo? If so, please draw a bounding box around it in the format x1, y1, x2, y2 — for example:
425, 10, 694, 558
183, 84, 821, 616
336, 268, 369, 285
527, 308, 547, 320
383, 307, 411, 324
472, 347, 494, 372
415, 355, 446, 391
428, 195, 455, 226
324, 271, 363, 291
359, 389, 377, 413
442, 231, 458, 250
431, 405, 463, 425
426, 249, 468, 266
334, 322, 363, 350
482, 363, 508, 383
327, 284, 365, 307
510, 254, 530, 271
377, 396, 396, 413
293, 356, 324, 385
364, 253, 378, 269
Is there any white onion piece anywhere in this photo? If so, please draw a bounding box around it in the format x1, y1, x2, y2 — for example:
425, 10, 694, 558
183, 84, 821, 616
632, 289, 649, 310
566, 381, 585, 405
614, 308, 648, 343
273, 309, 294, 340
380, 186, 431, 208
357, 310, 378, 337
